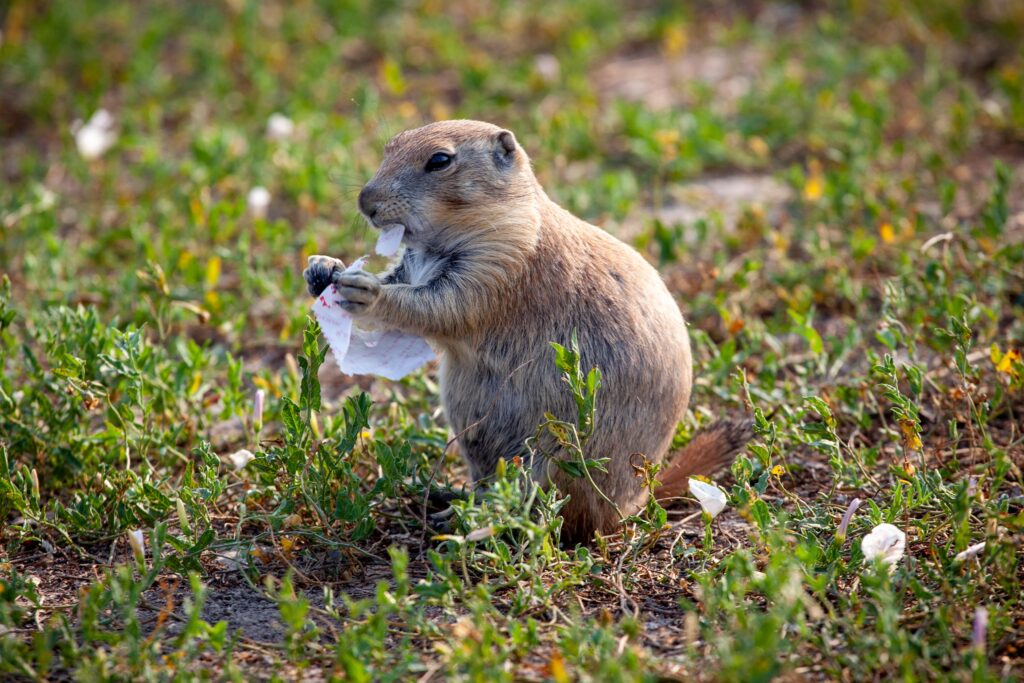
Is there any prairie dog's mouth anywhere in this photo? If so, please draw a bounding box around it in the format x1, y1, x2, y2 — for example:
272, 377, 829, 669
367, 214, 407, 231
367, 213, 429, 250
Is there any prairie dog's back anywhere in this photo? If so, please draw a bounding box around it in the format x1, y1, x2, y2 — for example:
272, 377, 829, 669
404, 160, 693, 541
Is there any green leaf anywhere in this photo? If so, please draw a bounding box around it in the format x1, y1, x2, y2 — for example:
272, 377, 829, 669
298, 317, 326, 413
280, 397, 304, 444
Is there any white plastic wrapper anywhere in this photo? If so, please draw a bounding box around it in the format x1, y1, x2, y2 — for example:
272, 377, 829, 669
375, 224, 405, 257
311, 256, 434, 381
336, 326, 435, 380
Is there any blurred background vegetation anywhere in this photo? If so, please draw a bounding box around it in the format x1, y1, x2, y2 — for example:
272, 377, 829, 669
1, 1, 1023, 680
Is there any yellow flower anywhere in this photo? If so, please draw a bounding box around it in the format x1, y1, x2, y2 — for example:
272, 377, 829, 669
999, 63, 1020, 85
662, 23, 687, 56
397, 101, 417, 119
548, 652, 570, 683
996, 348, 1021, 376
771, 464, 785, 476
803, 174, 823, 201
430, 101, 451, 121
653, 129, 680, 160
770, 229, 789, 252
898, 419, 922, 451
204, 255, 221, 287
748, 136, 770, 158
879, 222, 895, 244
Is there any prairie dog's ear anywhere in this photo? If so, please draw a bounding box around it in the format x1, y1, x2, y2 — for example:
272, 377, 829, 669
494, 129, 517, 167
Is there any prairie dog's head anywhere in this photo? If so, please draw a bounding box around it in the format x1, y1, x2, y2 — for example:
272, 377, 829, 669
358, 120, 540, 249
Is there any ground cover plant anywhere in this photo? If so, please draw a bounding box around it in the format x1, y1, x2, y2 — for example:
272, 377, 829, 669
1, 1, 1023, 680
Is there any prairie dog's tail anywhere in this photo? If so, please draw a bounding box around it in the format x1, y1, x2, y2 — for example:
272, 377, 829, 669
655, 419, 754, 502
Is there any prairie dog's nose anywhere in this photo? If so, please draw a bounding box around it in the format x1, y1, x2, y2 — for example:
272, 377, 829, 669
358, 184, 381, 219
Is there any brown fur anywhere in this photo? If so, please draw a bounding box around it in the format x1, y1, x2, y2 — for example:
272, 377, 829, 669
653, 419, 754, 502
304, 120, 751, 543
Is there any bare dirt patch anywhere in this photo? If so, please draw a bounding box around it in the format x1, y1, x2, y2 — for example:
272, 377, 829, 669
614, 173, 792, 244
592, 44, 764, 113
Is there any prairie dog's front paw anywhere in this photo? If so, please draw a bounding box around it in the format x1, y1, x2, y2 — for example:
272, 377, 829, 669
337, 269, 381, 314
303, 255, 344, 298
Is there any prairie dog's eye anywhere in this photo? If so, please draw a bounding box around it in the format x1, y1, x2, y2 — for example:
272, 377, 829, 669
425, 152, 452, 172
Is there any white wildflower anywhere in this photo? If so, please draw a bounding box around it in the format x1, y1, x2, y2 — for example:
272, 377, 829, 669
980, 98, 1003, 123
953, 542, 986, 564
688, 478, 727, 519
228, 448, 255, 470
246, 186, 271, 219
973, 607, 987, 651
534, 54, 561, 84
176, 499, 191, 536
266, 112, 294, 141
72, 109, 117, 160
253, 388, 265, 432
465, 525, 496, 542
861, 523, 906, 568
215, 548, 246, 571
835, 497, 861, 543
127, 529, 146, 565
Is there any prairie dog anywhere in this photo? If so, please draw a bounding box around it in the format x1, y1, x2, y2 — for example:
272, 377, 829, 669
304, 120, 751, 543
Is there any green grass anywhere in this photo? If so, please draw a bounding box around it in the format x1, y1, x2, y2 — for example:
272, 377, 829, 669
2, 1, 1023, 680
